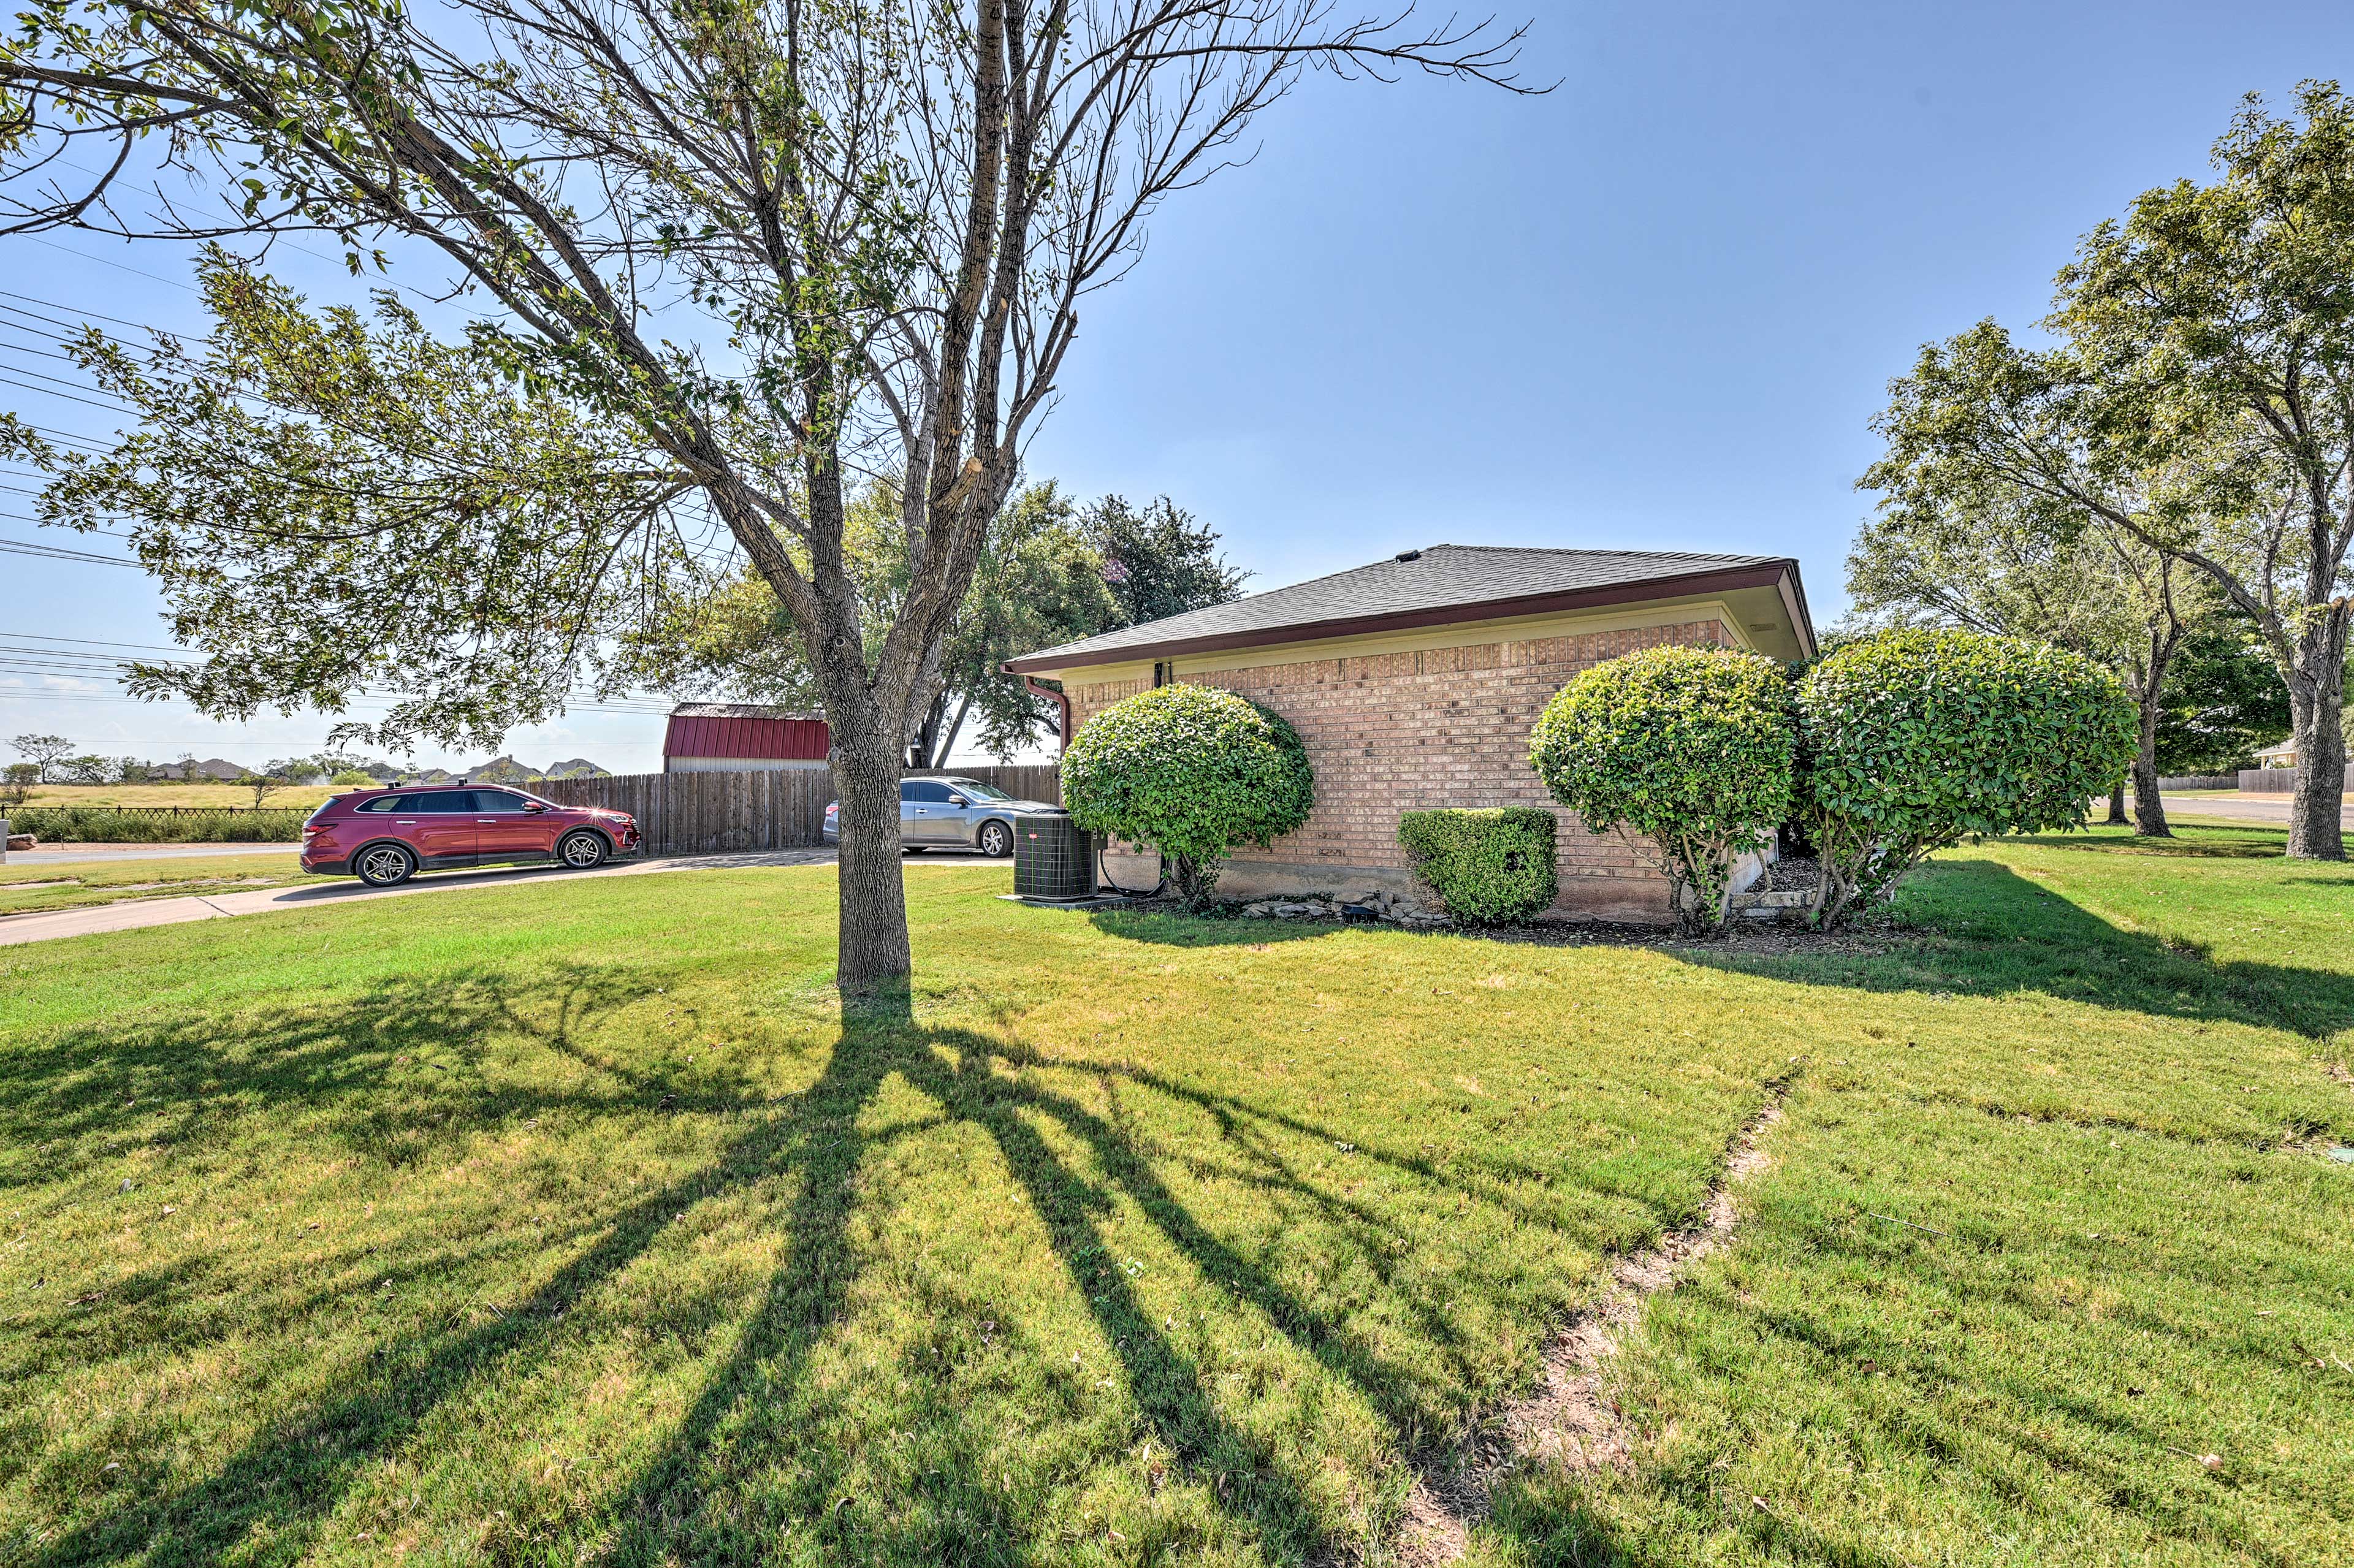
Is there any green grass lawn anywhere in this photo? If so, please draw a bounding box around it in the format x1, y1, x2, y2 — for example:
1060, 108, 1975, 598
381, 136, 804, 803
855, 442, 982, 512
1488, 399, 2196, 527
0, 826, 2347, 1566
0, 853, 331, 917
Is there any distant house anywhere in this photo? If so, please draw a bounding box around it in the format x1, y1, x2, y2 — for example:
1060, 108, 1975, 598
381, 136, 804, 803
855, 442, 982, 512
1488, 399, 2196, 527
2253, 739, 2297, 769
1008, 544, 1816, 923
663, 703, 831, 774
466, 756, 538, 785
156, 758, 251, 782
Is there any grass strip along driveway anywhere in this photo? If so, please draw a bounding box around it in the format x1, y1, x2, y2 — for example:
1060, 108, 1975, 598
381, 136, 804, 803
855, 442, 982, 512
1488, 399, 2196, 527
0, 826, 2347, 1564
0, 853, 332, 918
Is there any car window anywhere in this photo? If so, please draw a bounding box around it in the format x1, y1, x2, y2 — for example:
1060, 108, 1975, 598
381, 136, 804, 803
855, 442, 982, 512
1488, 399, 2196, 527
901, 780, 953, 803
947, 779, 1010, 801
473, 791, 530, 812
414, 791, 473, 813
356, 794, 411, 813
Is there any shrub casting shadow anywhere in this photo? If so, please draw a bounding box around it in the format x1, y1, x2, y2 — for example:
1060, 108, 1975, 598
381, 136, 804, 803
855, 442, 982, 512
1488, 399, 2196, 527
1678, 856, 2354, 1041
1084, 906, 1344, 948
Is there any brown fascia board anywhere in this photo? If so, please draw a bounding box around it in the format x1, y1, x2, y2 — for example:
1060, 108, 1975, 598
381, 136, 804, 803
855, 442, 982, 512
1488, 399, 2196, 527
1004, 561, 1807, 676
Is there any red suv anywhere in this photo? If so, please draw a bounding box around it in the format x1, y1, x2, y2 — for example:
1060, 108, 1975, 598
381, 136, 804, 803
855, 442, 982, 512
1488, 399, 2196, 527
301, 786, 641, 887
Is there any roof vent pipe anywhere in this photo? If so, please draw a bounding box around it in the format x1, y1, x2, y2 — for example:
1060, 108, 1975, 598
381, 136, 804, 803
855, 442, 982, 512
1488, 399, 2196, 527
1394, 549, 1422, 562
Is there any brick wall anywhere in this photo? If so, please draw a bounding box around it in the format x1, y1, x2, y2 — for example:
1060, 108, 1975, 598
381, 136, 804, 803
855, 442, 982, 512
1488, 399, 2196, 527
1068, 618, 1734, 919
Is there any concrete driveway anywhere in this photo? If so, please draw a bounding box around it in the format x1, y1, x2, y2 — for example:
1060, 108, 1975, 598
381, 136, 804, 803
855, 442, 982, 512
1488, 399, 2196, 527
0, 848, 840, 947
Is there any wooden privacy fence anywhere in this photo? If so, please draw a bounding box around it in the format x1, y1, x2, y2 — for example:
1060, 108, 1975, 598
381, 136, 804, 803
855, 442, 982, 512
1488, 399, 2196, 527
532, 764, 1061, 856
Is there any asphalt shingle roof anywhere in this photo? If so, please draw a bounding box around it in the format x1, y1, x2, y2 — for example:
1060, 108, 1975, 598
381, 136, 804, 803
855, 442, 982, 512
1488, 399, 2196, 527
1008, 544, 1795, 671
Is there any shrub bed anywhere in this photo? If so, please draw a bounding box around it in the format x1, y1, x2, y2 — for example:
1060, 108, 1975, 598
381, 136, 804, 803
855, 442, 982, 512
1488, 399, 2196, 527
1397, 808, 1558, 926
3, 805, 307, 843
1061, 683, 1314, 905
1797, 628, 2135, 926
1528, 645, 1796, 934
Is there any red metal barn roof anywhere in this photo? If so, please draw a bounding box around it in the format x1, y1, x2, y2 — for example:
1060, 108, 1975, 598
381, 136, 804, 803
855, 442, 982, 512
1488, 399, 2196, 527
663, 704, 831, 761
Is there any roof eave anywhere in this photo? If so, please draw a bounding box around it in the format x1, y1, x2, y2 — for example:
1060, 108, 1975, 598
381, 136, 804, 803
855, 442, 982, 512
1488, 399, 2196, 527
1004, 560, 1806, 676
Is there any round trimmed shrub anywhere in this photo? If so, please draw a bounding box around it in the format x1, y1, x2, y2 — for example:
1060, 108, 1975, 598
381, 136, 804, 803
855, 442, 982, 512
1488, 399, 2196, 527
1061, 683, 1314, 905
1398, 807, 1558, 926
1797, 628, 2135, 924
1528, 645, 1796, 932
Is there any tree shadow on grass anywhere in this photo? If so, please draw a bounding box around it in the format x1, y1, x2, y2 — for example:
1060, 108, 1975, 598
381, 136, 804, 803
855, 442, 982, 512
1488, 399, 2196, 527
1681, 857, 2354, 1041
590, 994, 1483, 1564
16, 973, 1609, 1566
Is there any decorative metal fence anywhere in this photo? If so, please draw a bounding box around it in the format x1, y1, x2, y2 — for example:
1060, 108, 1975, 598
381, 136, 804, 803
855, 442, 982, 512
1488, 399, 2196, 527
3, 804, 310, 842
532, 764, 1061, 856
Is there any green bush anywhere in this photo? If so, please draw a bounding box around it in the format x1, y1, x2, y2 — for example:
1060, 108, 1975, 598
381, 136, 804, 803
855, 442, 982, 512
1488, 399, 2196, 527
1397, 808, 1558, 926
1061, 683, 1314, 905
1528, 645, 1796, 932
4, 805, 306, 843
1797, 628, 2135, 926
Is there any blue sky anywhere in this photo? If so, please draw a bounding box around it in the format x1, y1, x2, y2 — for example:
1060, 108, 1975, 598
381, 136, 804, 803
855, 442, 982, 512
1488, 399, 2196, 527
5, 0, 2350, 775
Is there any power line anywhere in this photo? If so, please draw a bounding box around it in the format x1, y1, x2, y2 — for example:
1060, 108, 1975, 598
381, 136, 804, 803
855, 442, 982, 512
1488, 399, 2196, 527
23, 235, 201, 293
0, 371, 134, 414
0, 535, 140, 567
0, 287, 165, 335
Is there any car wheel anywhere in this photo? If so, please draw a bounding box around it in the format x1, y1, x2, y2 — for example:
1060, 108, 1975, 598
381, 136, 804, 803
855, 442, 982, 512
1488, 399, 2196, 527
356, 843, 417, 888
977, 820, 1013, 858
558, 829, 609, 869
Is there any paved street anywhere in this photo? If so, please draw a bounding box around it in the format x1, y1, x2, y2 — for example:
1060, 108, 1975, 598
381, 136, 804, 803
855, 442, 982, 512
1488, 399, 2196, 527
2160, 790, 2354, 829
2, 842, 303, 866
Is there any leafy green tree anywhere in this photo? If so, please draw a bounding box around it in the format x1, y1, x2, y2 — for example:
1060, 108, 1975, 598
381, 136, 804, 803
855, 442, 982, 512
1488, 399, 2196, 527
7, 734, 71, 784
1083, 497, 1249, 628
1061, 684, 1314, 907
1796, 630, 2135, 927
1528, 646, 1796, 935
330, 769, 378, 787
636, 480, 1228, 766
59, 755, 116, 785
1851, 422, 2215, 837
2155, 614, 2293, 774
2055, 83, 2354, 859
0, 0, 1533, 991
928, 484, 1124, 764
2, 763, 38, 808
242, 767, 297, 807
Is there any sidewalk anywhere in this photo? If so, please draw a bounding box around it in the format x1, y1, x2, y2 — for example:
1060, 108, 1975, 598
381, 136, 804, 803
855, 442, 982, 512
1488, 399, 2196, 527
0, 848, 839, 947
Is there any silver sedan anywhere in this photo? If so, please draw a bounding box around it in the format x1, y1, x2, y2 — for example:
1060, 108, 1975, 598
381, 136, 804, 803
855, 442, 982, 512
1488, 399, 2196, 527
821, 776, 1061, 857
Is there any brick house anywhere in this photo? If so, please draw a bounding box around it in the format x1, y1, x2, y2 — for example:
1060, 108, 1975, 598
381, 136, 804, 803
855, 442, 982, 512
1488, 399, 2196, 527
1006, 545, 1817, 921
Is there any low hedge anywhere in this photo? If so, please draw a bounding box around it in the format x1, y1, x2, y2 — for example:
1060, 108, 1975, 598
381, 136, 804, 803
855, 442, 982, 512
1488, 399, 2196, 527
2, 805, 307, 843
1397, 808, 1558, 926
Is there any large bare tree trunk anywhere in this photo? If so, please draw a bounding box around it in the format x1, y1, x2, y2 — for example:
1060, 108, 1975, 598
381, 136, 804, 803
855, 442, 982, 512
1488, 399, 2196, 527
2129, 636, 2173, 838
2130, 738, 2169, 837
2278, 608, 2349, 860
2286, 659, 2348, 862
830, 726, 912, 994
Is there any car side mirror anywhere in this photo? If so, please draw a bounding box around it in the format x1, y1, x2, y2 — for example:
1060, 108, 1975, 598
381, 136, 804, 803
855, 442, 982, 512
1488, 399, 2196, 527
947, 794, 967, 807
524, 802, 547, 813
